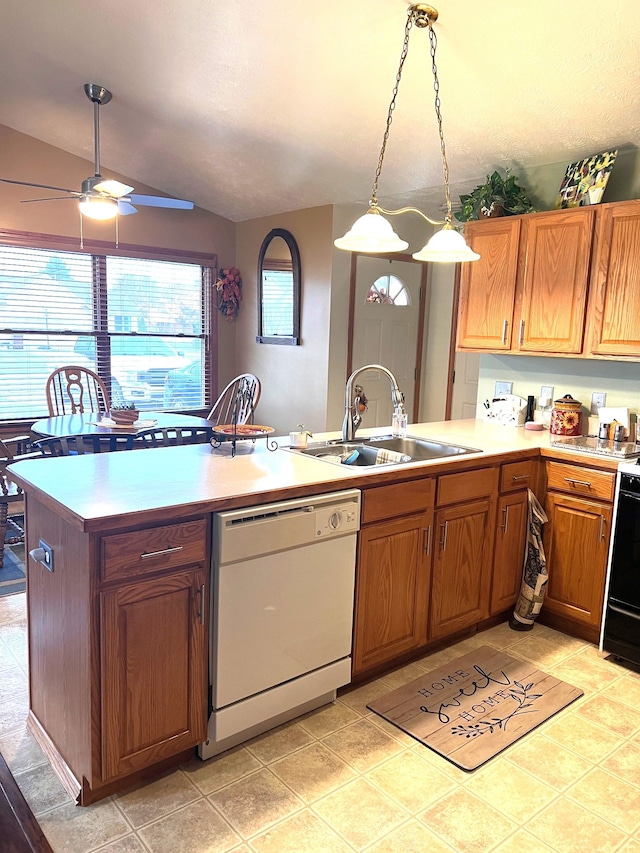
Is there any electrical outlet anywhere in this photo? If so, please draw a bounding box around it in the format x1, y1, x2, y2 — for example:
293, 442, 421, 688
540, 385, 554, 408
39, 539, 54, 573
591, 392, 606, 415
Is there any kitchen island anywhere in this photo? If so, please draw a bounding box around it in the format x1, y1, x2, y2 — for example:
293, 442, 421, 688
10, 419, 624, 803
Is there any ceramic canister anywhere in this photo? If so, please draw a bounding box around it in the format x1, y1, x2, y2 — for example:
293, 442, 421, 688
550, 394, 582, 436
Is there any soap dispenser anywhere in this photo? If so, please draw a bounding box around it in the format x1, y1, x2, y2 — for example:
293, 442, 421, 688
392, 402, 407, 438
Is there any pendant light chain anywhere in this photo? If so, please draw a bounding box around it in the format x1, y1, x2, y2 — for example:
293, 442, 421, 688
428, 22, 452, 225
370, 10, 414, 208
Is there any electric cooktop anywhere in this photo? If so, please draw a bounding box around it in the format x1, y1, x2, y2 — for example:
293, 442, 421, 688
550, 435, 640, 459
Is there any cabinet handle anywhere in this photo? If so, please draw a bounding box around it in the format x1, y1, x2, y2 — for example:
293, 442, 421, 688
599, 515, 606, 543
501, 506, 509, 532
197, 583, 206, 625
563, 477, 592, 489
501, 319, 508, 345
440, 521, 448, 551
423, 525, 432, 556
511, 474, 530, 482
140, 546, 184, 559
519, 319, 525, 346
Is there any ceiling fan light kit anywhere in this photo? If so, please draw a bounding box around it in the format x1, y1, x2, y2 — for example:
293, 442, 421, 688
0, 82, 194, 228
335, 4, 479, 263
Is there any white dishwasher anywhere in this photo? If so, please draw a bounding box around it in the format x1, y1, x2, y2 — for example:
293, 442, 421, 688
200, 488, 360, 759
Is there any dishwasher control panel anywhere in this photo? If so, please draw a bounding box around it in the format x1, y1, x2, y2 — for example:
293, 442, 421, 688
315, 503, 359, 538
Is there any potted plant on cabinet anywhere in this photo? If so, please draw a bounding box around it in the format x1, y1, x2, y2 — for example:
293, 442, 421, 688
455, 169, 535, 221
109, 403, 139, 425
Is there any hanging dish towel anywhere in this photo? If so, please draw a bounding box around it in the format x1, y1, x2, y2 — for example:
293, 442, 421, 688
509, 489, 549, 631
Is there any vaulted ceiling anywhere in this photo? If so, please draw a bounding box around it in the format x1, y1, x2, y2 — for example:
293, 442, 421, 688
1, 0, 639, 222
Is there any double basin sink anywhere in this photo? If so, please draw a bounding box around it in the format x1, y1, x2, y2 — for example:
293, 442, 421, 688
291, 434, 482, 468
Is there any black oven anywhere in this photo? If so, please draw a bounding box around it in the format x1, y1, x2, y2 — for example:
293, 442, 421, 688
601, 466, 640, 666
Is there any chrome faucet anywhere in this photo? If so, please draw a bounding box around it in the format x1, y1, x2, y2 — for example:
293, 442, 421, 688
342, 364, 404, 441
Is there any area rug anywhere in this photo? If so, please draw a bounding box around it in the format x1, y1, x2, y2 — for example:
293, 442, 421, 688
0, 516, 25, 597
367, 645, 583, 771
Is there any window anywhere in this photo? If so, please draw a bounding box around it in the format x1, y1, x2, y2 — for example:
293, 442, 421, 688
366, 274, 410, 306
0, 238, 216, 419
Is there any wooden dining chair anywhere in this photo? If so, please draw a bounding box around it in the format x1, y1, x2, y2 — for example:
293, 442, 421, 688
33, 434, 135, 456
207, 374, 261, 428
134, 427, 213, 448
45, 365, 110, 416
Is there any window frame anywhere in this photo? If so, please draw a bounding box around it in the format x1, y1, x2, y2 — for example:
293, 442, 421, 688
256, 228, 301, 346
0, 228, 218, 427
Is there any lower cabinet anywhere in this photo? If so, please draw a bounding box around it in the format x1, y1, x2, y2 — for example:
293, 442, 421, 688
352, 480, 434, 676
100, 567, 208, 780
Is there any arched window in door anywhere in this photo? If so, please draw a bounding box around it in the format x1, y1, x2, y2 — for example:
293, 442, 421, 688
365, 274, 411, 305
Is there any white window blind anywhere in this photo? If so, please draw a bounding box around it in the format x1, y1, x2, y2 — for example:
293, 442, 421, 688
261, 269, 294, 337
0, 245, 210, 419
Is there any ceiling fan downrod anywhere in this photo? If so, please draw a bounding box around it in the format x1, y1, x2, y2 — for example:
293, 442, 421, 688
84, 83, 112, 179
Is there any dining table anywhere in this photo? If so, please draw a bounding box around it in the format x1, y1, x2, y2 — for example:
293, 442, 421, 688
30, 411, 215, 439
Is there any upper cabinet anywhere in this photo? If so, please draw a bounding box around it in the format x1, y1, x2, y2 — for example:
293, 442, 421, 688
456, 200, 640, 361
586, 200, 640, 357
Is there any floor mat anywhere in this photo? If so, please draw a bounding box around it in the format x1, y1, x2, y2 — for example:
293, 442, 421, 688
367, 644, 583, 771
0, 516, 25, 597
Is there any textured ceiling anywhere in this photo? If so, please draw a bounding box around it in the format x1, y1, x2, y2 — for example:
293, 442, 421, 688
1, 0, 639, 222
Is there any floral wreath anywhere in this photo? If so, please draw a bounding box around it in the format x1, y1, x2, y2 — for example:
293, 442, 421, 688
215, 267, 243, 321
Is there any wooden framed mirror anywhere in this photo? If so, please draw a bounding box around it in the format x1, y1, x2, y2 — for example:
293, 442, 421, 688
256, 228, 301, 345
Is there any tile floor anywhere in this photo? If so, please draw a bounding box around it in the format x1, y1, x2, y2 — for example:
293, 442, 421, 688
1, 591, 639, 853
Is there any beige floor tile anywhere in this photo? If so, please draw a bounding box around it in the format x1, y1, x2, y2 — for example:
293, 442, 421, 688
413, 742, 470, 783
138, 798, 241, 853
322, 717, 404, 772
490, 829, 556, 852
508, 633, 585, 668
0, 592, 27, 626
505, 733, 592, 791
37, 799, 131, 853
244, 721, 314, 764
0, 725, 49, 774
270, 742, 356, 803
13, 761, 71, 816
577, 694, 640, 738
114, 769, 201, 829
549, 652, 622, 694
464, 756, 557, 823
250, 809, 353, 853
366, 749, 456, 813
527, 796, 626, 852
181, 747, 262, 795
379, 661, 428, 690
543, 711, 623, 762
601, 741, 640, 785
0, 689, 29, 737
602, 674, 640, 710
313, 777, 408, 850
297, 699, 360, 738
364, 818, 459, 853
365, 710, 419, 746
617, 839, 640, 853
338, 678, 394, 716
88, 837, 148, 852
419, 787, 517, 853
566, 767, 640, 833
476, 621, 533, 649
207, 767, 303, 838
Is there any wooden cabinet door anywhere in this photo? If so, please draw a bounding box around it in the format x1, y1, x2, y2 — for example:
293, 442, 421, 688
100, 568, 208, 781
517, 208, 595, 353
430, 498, 495, 640
543, 492, 611, 632
456, 218, 520, 350
491, 491, 528, 615
353, 510, 432, 676
587, 200, 640, 357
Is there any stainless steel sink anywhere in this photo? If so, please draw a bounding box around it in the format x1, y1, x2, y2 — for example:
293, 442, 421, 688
292, 435, 481, 467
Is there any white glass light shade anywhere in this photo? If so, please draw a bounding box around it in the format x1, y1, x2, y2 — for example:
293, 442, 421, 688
335, 212, 409, 253
93, 179, 134, 197
78, 195, 118, 221
412, 226, 480, 263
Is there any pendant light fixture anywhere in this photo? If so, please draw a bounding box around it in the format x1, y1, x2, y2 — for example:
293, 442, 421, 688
335, 4, 480, 263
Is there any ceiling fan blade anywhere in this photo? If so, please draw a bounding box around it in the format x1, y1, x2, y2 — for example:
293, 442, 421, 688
126, 193, 194, 210
116, 200, 138, 216
0, 177, 78, 194
94, 179, 134, 197
21, 196, 78, 203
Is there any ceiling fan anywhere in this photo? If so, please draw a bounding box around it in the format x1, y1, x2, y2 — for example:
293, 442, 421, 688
0, 83, 194, 220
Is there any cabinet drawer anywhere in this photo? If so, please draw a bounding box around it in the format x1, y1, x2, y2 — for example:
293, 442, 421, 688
437, 466, 497, 506
361, 478, 434, 524
546, 461, 615, 502
500, 459, 536, 493
101, 518, 208, 582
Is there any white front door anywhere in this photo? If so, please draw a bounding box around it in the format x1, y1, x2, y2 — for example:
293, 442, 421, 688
351, 257, 423, 428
